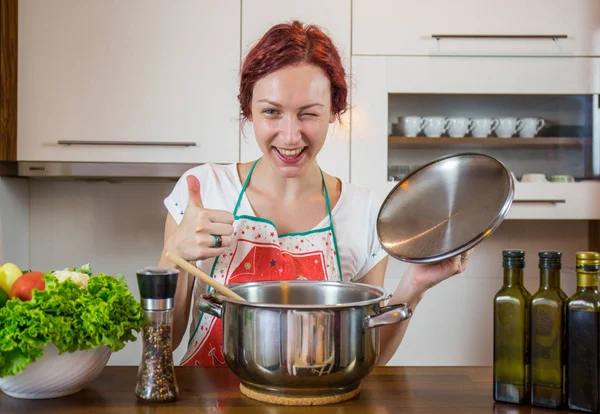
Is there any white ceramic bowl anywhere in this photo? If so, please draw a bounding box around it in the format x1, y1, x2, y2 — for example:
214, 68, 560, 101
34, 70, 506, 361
0, 344, 111, 399
521, 173, 548, 183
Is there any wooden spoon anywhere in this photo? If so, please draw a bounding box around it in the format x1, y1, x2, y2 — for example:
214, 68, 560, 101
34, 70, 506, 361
166, 251, 246, 302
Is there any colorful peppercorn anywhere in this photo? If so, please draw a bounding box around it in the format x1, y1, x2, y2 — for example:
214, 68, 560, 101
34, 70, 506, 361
135, 321, 178, 402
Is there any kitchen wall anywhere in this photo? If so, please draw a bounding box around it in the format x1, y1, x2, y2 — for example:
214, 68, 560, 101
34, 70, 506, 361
21, 179, 588, 366
26, 178, 193, 365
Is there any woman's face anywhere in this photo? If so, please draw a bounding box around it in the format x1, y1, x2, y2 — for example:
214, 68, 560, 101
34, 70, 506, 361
250, 63, 335, 178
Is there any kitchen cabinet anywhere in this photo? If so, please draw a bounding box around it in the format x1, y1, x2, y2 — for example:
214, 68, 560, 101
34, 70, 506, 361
352, 0, 600, 57
1, 1, 17, 163
240, 0, 351, 181
17, 0, 241, 164
351, 55, 600, 219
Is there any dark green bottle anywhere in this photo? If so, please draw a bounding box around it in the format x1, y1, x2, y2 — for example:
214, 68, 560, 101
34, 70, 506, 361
494, 249, 531, 405
530, 251, 567, 408
566, 251, 600, 413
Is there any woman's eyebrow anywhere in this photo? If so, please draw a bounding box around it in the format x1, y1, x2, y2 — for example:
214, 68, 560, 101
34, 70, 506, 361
299, 103, 324, 110
257, 99, 324, 110
257, 99, 282, 107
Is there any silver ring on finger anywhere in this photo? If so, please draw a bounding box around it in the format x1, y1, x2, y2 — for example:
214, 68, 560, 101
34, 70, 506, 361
461, 252, 470, 260
212, 234, 222, 248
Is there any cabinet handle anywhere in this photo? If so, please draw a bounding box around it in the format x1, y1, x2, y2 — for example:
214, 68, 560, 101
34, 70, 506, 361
57, 140, 196, 147
512, 199, 566, 204
431, 34, 568, 40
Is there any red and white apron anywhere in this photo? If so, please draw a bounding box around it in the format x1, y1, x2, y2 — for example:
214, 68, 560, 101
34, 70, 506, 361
181, 160, 343, 366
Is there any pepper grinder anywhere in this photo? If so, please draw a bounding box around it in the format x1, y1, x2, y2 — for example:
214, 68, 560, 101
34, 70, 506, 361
135, 266, 179, 403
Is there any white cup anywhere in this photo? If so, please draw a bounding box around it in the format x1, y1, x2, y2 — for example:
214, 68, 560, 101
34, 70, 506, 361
521, 173, 548, 183
470, 118, 499, 138
517, 118, 545, 138
422, 116, 451, 137
398, 116, 426, 137
447, 117, 475, 138
495, 117, 523, 138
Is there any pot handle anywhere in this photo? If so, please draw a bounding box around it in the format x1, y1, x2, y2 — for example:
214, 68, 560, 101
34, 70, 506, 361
198, 294, 224, 319
364, 303, 412, 330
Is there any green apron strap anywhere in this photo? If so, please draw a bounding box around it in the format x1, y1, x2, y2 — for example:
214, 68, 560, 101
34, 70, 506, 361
233, 159, 260, 217
321, 169, 344, 281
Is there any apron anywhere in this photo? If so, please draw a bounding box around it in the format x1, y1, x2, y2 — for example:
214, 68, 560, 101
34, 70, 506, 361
181, 160, 343, 366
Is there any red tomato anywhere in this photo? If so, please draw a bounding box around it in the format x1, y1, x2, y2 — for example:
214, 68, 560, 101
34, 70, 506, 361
10, 272, 45, 301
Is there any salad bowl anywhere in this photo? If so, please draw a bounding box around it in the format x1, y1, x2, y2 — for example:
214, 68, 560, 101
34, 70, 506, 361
0, 344, 111, 399
0, 264, 146, 400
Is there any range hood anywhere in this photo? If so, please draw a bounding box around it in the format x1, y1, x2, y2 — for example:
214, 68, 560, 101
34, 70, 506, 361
0, 161, 198, 179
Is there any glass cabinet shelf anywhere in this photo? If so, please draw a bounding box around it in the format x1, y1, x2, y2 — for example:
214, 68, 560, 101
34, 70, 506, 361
388, 136, 590, 148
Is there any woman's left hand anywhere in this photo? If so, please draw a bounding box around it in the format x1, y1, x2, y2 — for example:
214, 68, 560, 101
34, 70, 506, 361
405, 249, 473, 294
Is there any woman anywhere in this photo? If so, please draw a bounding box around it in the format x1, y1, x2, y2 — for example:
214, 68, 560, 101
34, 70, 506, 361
158, 21, 471, 367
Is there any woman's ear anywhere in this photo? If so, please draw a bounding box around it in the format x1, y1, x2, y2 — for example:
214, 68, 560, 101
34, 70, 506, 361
329, 112, 336, 124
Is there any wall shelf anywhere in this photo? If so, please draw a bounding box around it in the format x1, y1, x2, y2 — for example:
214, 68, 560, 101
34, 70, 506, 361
388, 136, 589, 148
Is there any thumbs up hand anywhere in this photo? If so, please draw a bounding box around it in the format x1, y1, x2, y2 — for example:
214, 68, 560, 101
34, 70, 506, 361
166, 175, 235, 262
186, 174, 205, 209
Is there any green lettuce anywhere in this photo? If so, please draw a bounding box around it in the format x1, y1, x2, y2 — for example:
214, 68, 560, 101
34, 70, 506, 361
0, 266, 147, 378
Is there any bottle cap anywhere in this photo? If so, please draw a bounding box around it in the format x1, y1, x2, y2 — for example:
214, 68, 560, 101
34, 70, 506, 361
136, 267, 179, 310
539, 251, 562, 270
576, 251, 600, 273
503, 249, 525, 269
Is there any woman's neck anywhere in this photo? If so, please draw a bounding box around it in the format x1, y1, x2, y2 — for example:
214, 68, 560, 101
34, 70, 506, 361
249, 159, 323, 202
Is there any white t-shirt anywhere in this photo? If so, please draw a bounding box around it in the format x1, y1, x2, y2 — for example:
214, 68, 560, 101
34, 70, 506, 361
164, 163, 387, 282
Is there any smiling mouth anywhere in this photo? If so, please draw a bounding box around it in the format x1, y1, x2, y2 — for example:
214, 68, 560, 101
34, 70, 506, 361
274, 147, 306, 157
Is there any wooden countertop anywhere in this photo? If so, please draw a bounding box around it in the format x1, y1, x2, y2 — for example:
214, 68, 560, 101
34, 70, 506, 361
0, 366, 573, 413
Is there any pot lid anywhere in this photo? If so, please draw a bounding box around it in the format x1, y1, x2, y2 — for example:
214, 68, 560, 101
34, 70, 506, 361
377, 153, 514, 263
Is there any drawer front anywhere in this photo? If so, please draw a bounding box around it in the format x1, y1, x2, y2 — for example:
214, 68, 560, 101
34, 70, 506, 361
508, 182, 600, 220
385, 56, 600, 95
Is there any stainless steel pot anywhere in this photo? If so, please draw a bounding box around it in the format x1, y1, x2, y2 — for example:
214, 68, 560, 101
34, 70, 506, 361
198, 280, 411, 399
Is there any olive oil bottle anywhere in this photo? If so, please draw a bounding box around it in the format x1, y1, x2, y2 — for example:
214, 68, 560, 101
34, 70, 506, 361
494, 250, 532, 405
566, 251, 600, 413
530, 251, 567, 409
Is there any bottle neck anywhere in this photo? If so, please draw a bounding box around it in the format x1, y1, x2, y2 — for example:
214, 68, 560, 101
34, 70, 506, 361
539, 268, 560, 289
504, 268, 524, 286
577, 272, 599, 291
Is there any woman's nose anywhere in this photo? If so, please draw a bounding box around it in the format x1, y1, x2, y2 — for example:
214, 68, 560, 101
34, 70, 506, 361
281, 114, 302, 145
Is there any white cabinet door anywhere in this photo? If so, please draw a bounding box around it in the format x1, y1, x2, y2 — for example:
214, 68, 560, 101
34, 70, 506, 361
18, 0, 241, 163
240, 0, 351, 181
353, 0, 600, 57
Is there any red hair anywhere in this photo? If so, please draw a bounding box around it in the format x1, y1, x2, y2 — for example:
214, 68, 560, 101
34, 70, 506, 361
238, 21, 348, 122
